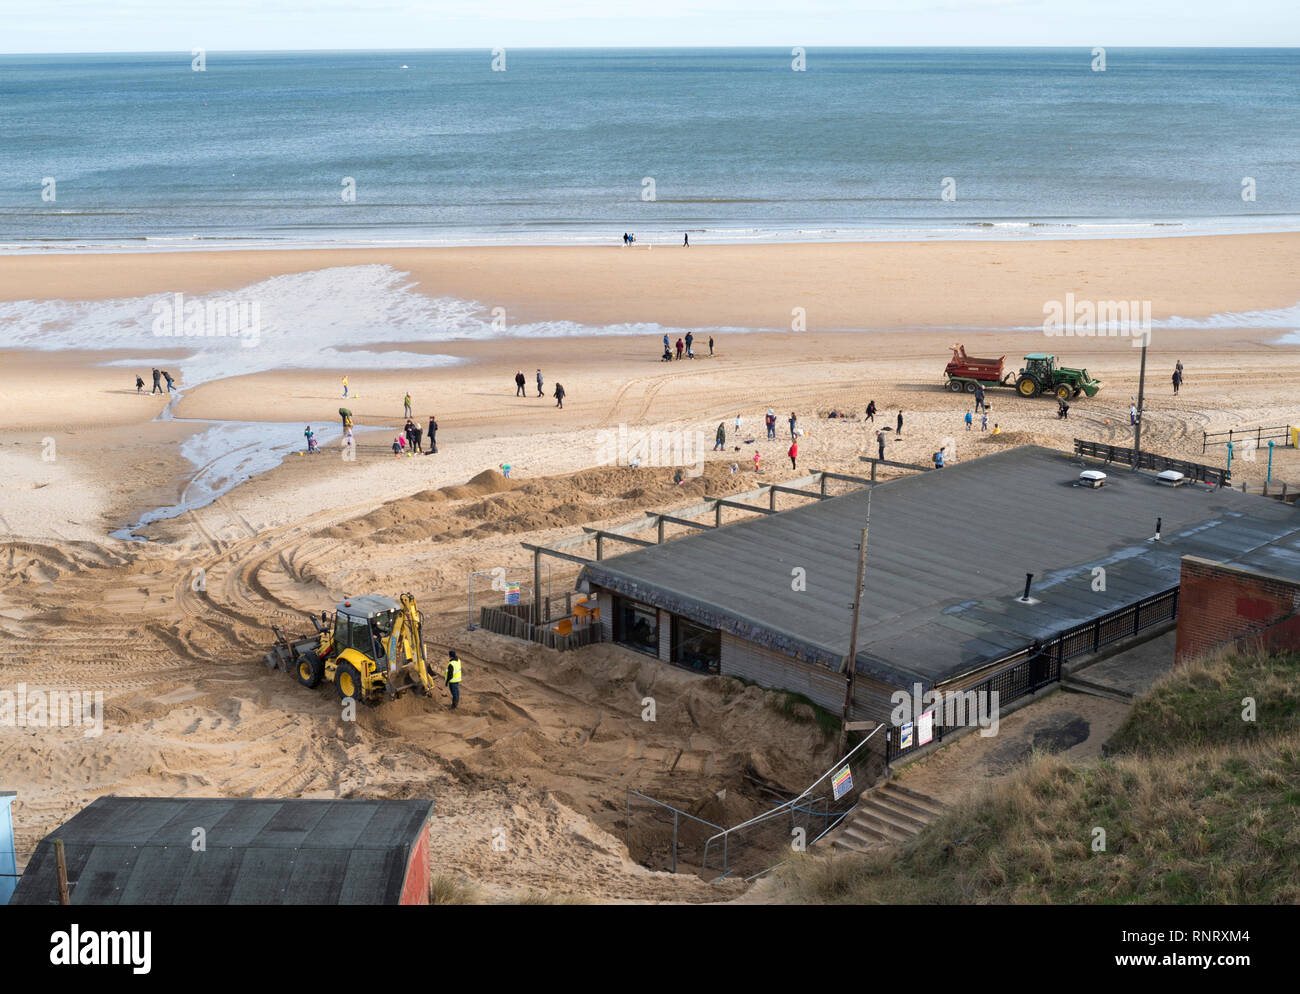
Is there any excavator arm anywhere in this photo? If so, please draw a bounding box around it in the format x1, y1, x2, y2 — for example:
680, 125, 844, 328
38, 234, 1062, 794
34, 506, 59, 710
383, 592, 435, 697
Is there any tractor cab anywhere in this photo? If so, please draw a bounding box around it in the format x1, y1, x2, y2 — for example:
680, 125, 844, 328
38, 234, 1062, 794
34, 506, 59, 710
332, 595, 401, 674
1022, 353, 1056, 379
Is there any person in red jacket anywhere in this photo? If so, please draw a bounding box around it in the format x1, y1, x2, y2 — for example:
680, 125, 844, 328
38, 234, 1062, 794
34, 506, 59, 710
788, 439, 798, 470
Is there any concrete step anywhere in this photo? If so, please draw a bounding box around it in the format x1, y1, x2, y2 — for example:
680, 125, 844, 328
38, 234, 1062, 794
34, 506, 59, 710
851, 806, 920, 842
1061, 675, 1135, 704
881, 782, 945, 817
867, 793, 932, 829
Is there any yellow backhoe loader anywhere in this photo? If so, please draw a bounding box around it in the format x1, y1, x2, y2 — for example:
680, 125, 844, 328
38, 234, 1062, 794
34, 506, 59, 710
265, 592, 438, 704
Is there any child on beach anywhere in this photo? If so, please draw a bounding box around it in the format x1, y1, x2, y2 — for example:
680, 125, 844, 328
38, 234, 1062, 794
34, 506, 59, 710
135, 375, 144, 393
965, 411, 973, 431
342, 376, 348, 398
981, 412, 988, 431
753, 450, 761, 472
501, 463, 511, 479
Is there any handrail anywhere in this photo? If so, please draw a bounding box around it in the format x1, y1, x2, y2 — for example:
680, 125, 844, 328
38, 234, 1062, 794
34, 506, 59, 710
700, 723, 884, 875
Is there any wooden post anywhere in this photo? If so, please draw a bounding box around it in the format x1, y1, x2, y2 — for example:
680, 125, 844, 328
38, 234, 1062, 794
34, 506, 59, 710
595, 534, 604, 560
820, 474, 828, 496
838, 492, 873, 753
714, 501, 723, 528
54, 838, 70, 905
657, 516, 665, 543
533, 548, 543, 626
769, 486, 777, 511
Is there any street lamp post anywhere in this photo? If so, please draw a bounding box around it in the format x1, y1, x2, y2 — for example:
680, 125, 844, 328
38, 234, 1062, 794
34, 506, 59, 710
1133, 338, 1148, 460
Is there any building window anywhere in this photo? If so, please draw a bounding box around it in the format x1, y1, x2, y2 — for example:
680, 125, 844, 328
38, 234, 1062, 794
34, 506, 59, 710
615, 598, 658, 654
672, 617, 720, 673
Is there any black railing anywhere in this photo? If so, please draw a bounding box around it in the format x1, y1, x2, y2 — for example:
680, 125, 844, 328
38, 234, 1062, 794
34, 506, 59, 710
886, 586, 1179, 762
1074, 439, 1230, 487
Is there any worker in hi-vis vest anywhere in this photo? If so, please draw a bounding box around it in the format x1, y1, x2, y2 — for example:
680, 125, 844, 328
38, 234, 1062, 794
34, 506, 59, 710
445, 650, 462, 709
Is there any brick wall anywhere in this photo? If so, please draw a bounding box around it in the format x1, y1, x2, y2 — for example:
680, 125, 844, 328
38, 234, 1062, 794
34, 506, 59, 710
1175, 555, 1300, 663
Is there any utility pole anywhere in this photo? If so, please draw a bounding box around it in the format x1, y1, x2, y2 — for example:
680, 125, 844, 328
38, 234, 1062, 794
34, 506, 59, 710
1133, 334, 1149, 460
839, 491, 873, 754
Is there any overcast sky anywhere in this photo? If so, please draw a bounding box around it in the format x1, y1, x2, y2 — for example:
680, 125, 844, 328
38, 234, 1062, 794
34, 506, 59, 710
3, 0, 1297, 53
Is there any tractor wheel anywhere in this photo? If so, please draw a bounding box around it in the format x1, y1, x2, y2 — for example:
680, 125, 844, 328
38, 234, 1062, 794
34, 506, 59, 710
1015, 375, 1039, 397
336, 661, 363, 703
947, 379, 964, 393
1055, 383, 1072, 401
295, 652, 324, 689
964, 381, 978, 394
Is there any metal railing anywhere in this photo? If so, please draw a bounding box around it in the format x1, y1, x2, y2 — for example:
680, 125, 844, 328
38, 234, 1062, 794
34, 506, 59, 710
886, 586, 1179, 762
1203, 425, 1295, 453
699, 724, 886, 881
624, 791, 725, 875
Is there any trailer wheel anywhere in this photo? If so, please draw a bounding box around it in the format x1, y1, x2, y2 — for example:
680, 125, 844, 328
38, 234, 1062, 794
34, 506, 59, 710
1016, 375, 1039, 397
296, 652, 324, 689
336, 661, 363, 703
964, 381, 978, 394
947, 379, 964, 393
1055, 383, 1072, 401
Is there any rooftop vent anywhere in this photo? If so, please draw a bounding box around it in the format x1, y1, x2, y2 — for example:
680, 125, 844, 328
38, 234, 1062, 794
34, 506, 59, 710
1079, 470, 1107, 488
1156, 470, 1186, 487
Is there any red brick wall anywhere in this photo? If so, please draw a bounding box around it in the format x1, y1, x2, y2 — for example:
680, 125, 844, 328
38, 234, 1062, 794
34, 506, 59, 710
1175, 556, 1300, 663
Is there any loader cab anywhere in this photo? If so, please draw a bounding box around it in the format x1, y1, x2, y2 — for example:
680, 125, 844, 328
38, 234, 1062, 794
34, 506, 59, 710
333, 595, 401, 665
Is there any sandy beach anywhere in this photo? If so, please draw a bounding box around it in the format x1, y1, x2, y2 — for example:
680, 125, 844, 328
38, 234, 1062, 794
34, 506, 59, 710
3, 234, 1299, 901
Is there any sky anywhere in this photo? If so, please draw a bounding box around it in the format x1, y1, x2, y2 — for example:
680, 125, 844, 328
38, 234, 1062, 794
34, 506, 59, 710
1, 0, 1297, 53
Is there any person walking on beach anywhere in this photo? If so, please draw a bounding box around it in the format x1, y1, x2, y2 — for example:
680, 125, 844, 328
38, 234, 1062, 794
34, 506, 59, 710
684, 232, 689, 247
135, 375, 144, 394
708, 336, 714, 357
1129, 403, 1137, 426
866, 400, 876, 423
974, 384, 986, 413
1176, 359, 1184, 382
876, 430, 886, 461
342, 375, 349, 398
981, 412, 989, 432
965, 410, 973, 431
1172, 369, 1182, 395
404, 392, 412, 418
733, 413, 743, 436
151, 368, 162, 394
685, 332, 693, 358
515, 370, 526, 397
427, 416, 438, 453
788, 439, 798, 470
536, 369, 544, 397
714, 422, 726, 451
554, 383, 566, 409
896, 409, 903, 438
788, 412, 797, 439
765, 409, 776, 440
162, 370, 176, 393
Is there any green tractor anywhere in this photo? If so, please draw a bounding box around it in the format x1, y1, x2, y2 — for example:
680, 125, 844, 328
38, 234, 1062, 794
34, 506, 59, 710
1014, 353, 1102, 401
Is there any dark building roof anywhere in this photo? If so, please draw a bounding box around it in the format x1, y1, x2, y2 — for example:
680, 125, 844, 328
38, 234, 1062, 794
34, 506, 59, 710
10, 796, 433, 905
581, 445, 1300, 688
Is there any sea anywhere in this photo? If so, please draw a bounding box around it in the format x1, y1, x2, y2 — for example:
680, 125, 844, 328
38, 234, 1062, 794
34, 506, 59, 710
2, 47, 1299, 252
2, 47, 1297, 535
